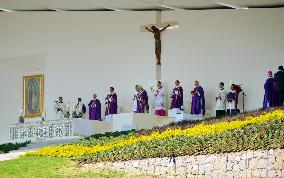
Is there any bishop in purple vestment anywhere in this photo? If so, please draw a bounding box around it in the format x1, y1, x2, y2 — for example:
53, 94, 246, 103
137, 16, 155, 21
263, 71, 279, 108
194, 81, 206, 115
170, 80, 184, 110
105, 87, 118, 116
88, 94, 101, 120
136, 86, 149, 113
191, 90, 202, 115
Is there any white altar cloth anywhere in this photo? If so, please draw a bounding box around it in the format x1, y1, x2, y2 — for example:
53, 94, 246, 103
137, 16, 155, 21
10, 119, 73, 140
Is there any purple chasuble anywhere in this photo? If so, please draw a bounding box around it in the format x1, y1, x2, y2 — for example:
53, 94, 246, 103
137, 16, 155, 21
194, 86, 205, 115
191, 94, 202, 115
105, 93, 118, 116
88, 99, 101, 120
137, 90, 149, 113
263, 77, 279, 108
170, 86, 184, 109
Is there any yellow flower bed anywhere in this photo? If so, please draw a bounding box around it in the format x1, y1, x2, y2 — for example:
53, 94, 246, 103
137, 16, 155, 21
26, 110, 284, 158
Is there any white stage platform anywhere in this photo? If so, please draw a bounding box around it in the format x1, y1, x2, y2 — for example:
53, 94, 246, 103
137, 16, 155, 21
10, 110, 213, 139
111, 113, 176, 131
168, 108, 190, 122
72, 118, 111, 136
168, 108, 213, 122
72, 110, 213, 136
72, 113, 176, 136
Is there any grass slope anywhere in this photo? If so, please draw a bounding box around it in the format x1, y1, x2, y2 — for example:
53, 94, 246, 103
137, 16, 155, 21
0, 157, 129, 178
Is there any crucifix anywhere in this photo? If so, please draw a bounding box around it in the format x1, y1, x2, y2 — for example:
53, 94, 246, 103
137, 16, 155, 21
141, 11, 178, 80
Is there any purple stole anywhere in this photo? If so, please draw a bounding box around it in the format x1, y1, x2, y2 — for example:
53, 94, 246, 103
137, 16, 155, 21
105, 93, 118, 116
227, 92, 236, 102
137, 90, 149, 113
170, 86, 183, 109
194, 86, 205, 115
88, 99, 101, 120
263, 77, 279, 108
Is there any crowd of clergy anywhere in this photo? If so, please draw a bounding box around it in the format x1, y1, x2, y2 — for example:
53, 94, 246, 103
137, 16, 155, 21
54, 66, 284, 120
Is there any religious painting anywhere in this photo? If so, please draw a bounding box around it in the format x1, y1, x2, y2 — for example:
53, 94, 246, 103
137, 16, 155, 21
23, 74, 44, 118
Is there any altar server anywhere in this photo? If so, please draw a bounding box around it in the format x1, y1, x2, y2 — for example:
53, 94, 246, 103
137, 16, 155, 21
215, 82, 227, 117
54, 96, 67, 119
73, 98, 86, 118
194, 81, 206, 115
137, 86, 149, 113
227, 85, 237, 116
105, 87, 118, 116
170, 80, 183, 110
154, 81, 166, 116
88, 94, 101, 120
263, 71, 279, 108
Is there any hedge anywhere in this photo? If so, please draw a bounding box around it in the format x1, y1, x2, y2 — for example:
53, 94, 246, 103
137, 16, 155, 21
0, 141, 31, 154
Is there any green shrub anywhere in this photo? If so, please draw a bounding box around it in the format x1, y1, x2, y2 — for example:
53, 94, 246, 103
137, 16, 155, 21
0, 140, 31, 154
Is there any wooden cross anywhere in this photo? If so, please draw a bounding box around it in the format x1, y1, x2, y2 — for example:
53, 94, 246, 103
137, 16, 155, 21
141, 11, 178, 80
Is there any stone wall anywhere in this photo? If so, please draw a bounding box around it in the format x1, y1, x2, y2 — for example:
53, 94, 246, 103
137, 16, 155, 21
83, 149, 284, 177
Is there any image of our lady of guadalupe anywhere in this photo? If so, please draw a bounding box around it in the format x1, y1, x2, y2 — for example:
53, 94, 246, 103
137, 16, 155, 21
27, 78, 40, 114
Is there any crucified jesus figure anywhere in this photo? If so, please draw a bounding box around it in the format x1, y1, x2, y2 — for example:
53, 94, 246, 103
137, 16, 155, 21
145, 24, 170, 65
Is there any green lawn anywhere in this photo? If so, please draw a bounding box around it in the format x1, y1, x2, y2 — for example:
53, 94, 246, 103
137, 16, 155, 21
0, 157, 131, 178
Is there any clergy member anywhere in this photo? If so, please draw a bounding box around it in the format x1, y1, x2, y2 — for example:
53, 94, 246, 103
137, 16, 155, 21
133, 85, 140, 112
263, 71, 279, 108
154, 81, 166, 116
73, 98, 86, 118
137, 86, 149, 113
190, 90, 201, 117
274, 66, 284, 105
105, 87, 118, 116
227, 85, 237, 116
170, 80, 184, 111
88, 94, 101, 120
54, 96, 67, 119
215, 82, 227, 117
194, 81, 206, 115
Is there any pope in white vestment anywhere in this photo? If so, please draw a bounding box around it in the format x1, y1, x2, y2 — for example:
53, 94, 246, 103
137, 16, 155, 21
154, 81, 166, 116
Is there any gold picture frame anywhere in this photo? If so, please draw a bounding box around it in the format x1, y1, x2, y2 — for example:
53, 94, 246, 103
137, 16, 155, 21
23, 74, 44, 118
